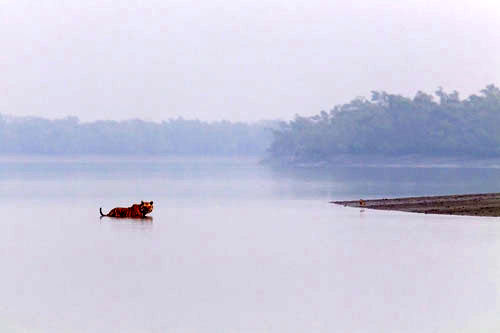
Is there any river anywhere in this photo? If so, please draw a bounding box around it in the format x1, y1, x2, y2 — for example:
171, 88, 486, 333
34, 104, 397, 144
1, 156, 499, 332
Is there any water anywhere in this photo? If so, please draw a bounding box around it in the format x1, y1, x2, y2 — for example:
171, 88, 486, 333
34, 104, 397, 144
1, 156, 500, 332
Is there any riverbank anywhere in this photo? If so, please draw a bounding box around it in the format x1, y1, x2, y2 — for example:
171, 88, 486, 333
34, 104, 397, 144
333, 193, 500, 217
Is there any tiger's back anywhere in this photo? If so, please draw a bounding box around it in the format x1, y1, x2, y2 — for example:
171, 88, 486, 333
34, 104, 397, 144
106, 205, 142, 218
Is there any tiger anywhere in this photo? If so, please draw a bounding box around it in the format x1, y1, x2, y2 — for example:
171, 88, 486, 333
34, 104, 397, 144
100, 201, 154, 218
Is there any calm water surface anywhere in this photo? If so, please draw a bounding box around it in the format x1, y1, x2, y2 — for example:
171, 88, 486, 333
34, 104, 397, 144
1, 157, 500, 332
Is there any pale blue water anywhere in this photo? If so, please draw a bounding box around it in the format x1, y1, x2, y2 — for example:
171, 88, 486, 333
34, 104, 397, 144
1, 156, 500, 332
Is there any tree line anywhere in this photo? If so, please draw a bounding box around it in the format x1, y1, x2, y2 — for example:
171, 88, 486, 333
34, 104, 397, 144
268, 85, 500, 163
0, 116, 276, 155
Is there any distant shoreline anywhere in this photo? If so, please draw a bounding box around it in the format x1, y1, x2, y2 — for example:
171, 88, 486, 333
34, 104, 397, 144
264, 154, 500, 169
333, 193, 500, 217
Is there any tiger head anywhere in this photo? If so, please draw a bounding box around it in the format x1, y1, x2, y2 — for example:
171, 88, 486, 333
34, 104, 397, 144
140, 201, 154, 216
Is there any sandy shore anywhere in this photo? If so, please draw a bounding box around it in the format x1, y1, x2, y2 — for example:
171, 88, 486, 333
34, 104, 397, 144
332, 193, 500, 217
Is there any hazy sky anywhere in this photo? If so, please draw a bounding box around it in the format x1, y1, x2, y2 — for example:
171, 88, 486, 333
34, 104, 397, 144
1, 0, 499, 122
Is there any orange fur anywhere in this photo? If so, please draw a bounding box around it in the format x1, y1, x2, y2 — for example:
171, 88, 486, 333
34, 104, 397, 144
100, 201, 153, 218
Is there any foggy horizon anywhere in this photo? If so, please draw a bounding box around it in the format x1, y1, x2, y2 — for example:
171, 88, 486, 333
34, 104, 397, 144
2, 0, 499, 123
2, 83, 498, 124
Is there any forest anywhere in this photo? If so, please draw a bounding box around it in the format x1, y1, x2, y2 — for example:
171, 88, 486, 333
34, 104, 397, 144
3, 85, 500, 159
0, 116, 275, 155
268, 85, 500, 164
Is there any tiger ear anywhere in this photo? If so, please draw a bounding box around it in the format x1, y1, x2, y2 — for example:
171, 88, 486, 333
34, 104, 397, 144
150, 201, 153, 205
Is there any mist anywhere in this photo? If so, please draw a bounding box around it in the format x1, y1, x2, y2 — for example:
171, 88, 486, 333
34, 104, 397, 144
0, 115, 276, 155
1, 0, 499, 122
